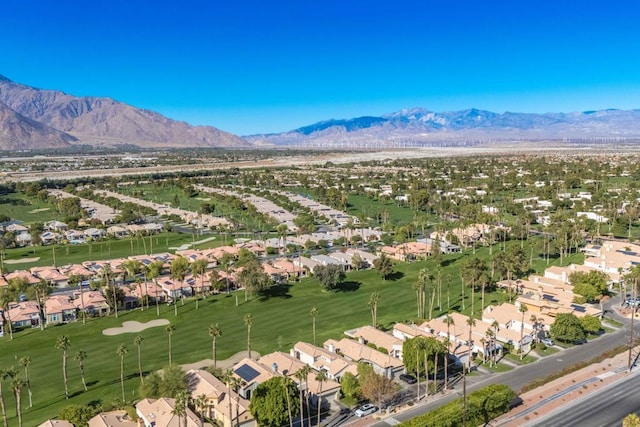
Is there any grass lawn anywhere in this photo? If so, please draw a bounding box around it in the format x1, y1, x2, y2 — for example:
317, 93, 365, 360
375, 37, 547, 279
534, 345, 560, 357
0, 192, 61, 224
2, 232, 200, 272
0, 239, 584, 425
481, 362, 513, 373
504, 352, 538, 365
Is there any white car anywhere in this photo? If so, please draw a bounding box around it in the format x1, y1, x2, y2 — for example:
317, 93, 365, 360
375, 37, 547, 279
541, 338, 555, 346
354, 404, 378, 417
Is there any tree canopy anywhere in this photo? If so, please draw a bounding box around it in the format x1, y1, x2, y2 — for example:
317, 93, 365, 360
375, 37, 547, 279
249, 376, 300, 427
550, 313, 586, 343
314, 264, 346, 290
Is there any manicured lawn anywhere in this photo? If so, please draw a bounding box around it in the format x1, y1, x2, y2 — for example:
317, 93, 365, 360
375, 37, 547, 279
534, 345, 560, 357
0, 192, 60, 224
504, 352, 538, 365
481, 362, 513, 373
2, 232, 199, 272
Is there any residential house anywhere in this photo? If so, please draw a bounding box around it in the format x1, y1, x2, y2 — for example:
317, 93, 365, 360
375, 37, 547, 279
45, 295, 77, 325
6, 300, 41, 329
37, 421, 74, 427
72, 290, 110, 317
136, 397, 202, 427
323, 337, 404, 379
290, 342, 358, 382
186, 369, 254, 427
345, 325, 404, 359
88, 410, 137, 427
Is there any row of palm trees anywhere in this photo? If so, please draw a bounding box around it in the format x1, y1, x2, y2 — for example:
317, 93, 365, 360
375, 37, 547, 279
0, 358, 31, 427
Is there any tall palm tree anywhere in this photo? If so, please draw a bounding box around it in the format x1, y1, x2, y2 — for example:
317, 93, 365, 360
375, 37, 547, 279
11, 375, 24, 427
192, 258, 208, 310
18, 356, 32, 408
101, 264, 118, 318
34, 278, 50, 330
310, 307, 319, 346
74, 350, 88, 391
134, 335, 144, 384
466, 317, 476, 371
116, 344, 128, 402
444, 314, 455, 390
519, 303, 529, 360
173, 390, 189, 427
55, 335, 71, 399
294, 367, 309, 427
147, 260, 164, 316
368, 292, 380, 328
195, 393, 208, 424
170, 256, 189, 316
208, 323, 222, 368
69, 274, 86, 324
0, 289, 14, 340
0, 368, 10, 427
165, 324, 176, 365
223, 370, 234, 427
315, 371, 327, 427
244, 313, 254, 359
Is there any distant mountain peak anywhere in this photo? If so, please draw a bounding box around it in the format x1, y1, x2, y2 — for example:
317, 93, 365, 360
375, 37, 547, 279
0, 74, 12, 82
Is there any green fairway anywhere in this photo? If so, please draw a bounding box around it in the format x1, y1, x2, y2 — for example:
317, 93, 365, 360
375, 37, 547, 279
0, 241, 582, 425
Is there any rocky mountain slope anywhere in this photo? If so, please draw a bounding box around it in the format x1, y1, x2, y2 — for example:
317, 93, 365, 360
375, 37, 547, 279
0, 74, 248, 149
246, 107, 640, 147
0, 99, 77, 150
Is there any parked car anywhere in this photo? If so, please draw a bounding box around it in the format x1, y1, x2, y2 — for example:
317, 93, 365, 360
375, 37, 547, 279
399, 373, 417, 384
541, 338, 555, 346
354, 404, 378, 417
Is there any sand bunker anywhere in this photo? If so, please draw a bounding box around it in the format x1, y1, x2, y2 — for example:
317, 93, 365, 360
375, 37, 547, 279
102, 319, 170, 336
4, 257, 40, 264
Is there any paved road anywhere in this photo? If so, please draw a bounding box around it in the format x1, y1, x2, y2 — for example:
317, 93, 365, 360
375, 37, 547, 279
373, 303, 632, 426
525, 368, 640, 427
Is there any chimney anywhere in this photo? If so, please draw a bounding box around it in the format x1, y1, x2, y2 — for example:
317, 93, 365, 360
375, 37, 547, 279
272, 363, 278, 374
328, 343, 335, 353
358, 337, 365, 345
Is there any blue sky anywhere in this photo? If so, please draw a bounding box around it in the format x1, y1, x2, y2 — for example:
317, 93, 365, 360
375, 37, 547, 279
2, 1, 640, 135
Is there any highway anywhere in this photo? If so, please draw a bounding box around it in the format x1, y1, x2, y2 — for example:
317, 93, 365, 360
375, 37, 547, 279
526, 368, 640, 427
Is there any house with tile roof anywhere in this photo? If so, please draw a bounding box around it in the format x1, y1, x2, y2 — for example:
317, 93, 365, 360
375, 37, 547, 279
45, 295, 77, 325
323, 337, 404, 379
88, 410, 137, 427
37, 420, 74, 427
136, 397, 202, 427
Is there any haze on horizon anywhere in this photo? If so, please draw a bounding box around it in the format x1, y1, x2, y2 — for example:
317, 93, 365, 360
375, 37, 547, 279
3, 0, 640, 135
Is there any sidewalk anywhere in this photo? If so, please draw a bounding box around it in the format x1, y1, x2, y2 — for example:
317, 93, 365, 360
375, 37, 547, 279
495, 345, 639, 426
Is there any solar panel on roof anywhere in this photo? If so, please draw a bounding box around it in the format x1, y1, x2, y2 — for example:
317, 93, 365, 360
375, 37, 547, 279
235, 364, 260, 382
617, 250, 637, 256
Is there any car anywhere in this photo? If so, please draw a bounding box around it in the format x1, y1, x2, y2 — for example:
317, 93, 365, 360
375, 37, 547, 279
541, 338, 554, 346
354, 404, 378, 417
399, 373, 417, 384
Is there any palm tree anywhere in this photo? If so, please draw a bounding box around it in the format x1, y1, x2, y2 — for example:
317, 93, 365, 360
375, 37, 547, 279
444, 314, 455, 391
55, 335, 71, 399
101, 264, 118, 318
0, 368, 10, 427
134, 335, 145, 384
165, 324, 176, 365
244, 313, 254, 359
223, 370, 234, 427
10, 375, 24, 427
69, 274, 86, 324
192, 258, 208, 310
294, 367, 309, 427
466, 317, 476, 371
315, 371, 327, 427
147, 260, 164, 316
170, 256, 189, 315
74, 350, 88, 392
368, 292, 380, 328
208, 323, 222, 368
195, 393, 208, 424
116, 344, 128, 401
123, 259, 143, 310
0, 289, 14, 340
310, 307, 319, 346
18, 356, 32, 408
173, 389, 190, 427
34, 278, 50, 330
519, 303, 528, 360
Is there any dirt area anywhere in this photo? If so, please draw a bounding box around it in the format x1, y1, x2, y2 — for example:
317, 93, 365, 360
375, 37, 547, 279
102, 319, 170, 336
4, 257, 40, 264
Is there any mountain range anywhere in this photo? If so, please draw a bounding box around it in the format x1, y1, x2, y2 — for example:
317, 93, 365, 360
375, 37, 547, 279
0, 74, 248, 150
2, 73, 640, 151
246, 107, 640, 147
